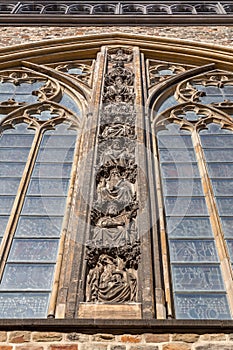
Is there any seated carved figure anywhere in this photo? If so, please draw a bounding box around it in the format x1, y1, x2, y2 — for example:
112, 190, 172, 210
92, 203, 130, 245
100, 139, 134, 167
86, 253, 137, 303
97, 168, 134, 206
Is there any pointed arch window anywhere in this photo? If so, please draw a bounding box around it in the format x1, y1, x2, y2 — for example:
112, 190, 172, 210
153, 66, 233, 319
0, 66, 84, 318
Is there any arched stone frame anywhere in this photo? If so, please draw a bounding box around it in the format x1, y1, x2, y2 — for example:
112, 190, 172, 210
1, 33, 233, 320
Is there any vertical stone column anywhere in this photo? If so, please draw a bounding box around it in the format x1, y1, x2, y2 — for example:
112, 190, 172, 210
79, 47, 142, 318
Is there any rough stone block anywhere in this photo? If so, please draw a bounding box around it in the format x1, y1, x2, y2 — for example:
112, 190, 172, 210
130, 346, 159, 350
144, 334, 170, 343
50, 346, 78, 350
16, 347, 43, 350
0, 347, 13, 350
92, 334, 115, 342
172, 334, 199, 343
0, 332, 7, 342
32, 333, 63, 342
80, 344, 107, 350
110, 346, 126, 350
163, 343, 191, 350
121, 335, 142, 343
8, 332, 31, 343
66, 333, 89, 342
195, 345, 233, 350
200, 334, 227, 341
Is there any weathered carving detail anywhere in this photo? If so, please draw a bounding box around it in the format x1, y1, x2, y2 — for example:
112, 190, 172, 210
176, 71, 233, 110
54, 62, 93, 85
0, 70, 60, 111
155, 102, 233, 133
85, 48, 140, 303
85, 240, 140, 303
148, 60, 192, 86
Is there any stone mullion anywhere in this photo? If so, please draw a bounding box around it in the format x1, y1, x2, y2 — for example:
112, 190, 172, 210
48, 123, 83, 318
151, 132, 173, 319
57, 48, 107, 318
192, 128, 233, 318
0, 126, 42, 280
78, 46, 143, 319
134, 48, 155, 319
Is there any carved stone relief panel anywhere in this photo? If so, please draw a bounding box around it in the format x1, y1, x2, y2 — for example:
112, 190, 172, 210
176, 70, 233, 112
84, 47, 141, 304
47, 60, 94, 87
147, 59, 195, 87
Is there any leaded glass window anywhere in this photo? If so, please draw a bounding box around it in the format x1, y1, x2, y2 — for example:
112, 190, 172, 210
0, 66, 83, 318
153, 67, 233, 319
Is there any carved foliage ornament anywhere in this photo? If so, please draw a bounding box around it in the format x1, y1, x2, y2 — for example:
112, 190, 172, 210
0, 69, 61, 113
148, 60, 194, 86
176, 71, 233, 109
155, 102, 233, 133
54, 62, 93, 86
85, 48, 140, 304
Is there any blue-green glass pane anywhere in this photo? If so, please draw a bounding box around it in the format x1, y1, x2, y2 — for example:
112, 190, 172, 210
27, 179, 69, 196
201, 135, 233, 148
207, 163, 233, 178
175, 294, 231, 319
0, 196, 15, 214
204, 149, 233, 162
0, 178, 21, 195
59, 92, 81, 116
200, 124, 232, 135
169, 240, 218, 262
45, 123, 77, 135
0, 264, 54, 290
167, 217, 212, 238
5, 123, 34, 134
37, 148, 75, 163
159, 149, 196, 162
226, 240, 233, 260
0, 216, 9, 237
158, 124, 190, 135
160, 163, 200, 178
15, 216, 63, 238
165, 197, 208, 216
212, 180, 233, 196
0, 293, 50, 318
157, 95, 178, 114
172, 265, 224, 291
32, 163, 72, 178
221, 218, 233, 238
0, 163, 26, 177
0, 148, 31, 161
8, 239, 59, 262
163, 179, 203, 196
158, 135, 193, 148
216, 198, 233, 216
0, 134, 34, 147
22, 196, 66, 215
41, 135, 76, 148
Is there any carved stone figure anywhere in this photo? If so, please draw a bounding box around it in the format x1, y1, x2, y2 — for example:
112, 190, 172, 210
86, 253, 137, 303
100, 139, 134, 167
104, 74, 134, 103
96, 168, 134, 205
108, 48, 133, 64
85, 240, 140, 303
85, 47, 140, 305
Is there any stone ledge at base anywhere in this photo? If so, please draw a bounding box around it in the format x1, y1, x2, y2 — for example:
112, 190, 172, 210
78, 303, 142, 319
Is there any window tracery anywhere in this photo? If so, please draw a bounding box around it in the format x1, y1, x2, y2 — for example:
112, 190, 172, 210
1, 37, 233, 321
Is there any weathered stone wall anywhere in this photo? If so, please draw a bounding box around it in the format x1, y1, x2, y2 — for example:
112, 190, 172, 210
0, 26, 233, 48
0, 331, 233, 350
0, 25, 233, 350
